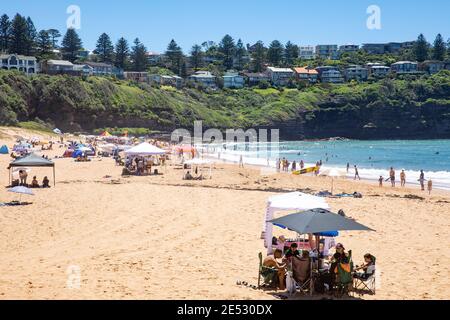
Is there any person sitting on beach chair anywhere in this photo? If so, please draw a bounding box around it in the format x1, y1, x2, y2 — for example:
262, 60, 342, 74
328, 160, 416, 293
330, 243, 353, 295
284, 243, 301, 263
353, 254, 376, 295
259, 249, 286, 290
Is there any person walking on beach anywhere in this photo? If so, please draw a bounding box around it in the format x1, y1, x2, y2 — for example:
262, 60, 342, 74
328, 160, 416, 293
379, 176, 383, 187
419, 170, 426, 191
427, 179, 433, 195
389, 167, 396, 187
400, 170, 406, 187
354, 165, 360, 180
347, 163, 350, 173
276, 159, 281, 173
239, 155, 244, 168
300, 160, 304, 169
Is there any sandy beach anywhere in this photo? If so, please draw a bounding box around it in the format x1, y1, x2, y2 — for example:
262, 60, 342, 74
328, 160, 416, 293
0, 127, 449, 300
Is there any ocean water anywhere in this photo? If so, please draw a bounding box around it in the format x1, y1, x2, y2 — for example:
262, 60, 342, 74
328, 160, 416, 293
201, 140, 450, 190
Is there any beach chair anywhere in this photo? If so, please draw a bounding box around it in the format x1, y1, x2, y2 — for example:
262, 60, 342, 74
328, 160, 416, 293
291, 256, 312, 295
257, 252, 278, 289
332, 251, 354, 297
353, 259, 376, 295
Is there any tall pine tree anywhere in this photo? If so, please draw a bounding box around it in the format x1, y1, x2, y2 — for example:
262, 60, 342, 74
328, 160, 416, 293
25, 17, 37, 55
114, 37, 129, 69
36, 30, 52, 57
267, 40, 284, 66
61, 28, 83, 62
165, 39, 183, 75
190, 44, 203, 70
9, 14, 28, 55
95, 33, 114, 63
0, 14, 11, 52
414, 34, 429, 62
234, 39, 247, 71
432, 34, 446, 61
219, 34, 236, 70
251, 41, 266, 72
47, 29, 61, 48
284, 41, 299, 66
131, 38, 148, 72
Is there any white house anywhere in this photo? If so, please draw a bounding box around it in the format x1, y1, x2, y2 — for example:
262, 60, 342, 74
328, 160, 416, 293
223, 71, 245, 88
266, 67, 294, 86
299, 46, 315, 60
0, 53, 37, 74
188, 71, 217, 88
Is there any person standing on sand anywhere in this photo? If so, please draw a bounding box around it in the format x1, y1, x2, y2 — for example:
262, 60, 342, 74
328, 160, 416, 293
276, 159, 281, 172
292, 161, 297, 172
419, 170, 425, 191
400, 170, 406, 187
239, 155, 244, 168
427, 179, 433, 195
347, 163, 350, 173
389, 167, 396, 187
300, 160, 304, 169
354, 165, 360, 180
379, 176, 383, 187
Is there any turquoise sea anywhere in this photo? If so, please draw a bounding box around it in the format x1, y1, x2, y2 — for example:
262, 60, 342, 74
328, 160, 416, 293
205, 140, 450, 190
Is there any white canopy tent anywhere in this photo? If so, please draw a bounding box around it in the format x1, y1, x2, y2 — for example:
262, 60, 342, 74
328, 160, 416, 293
124, 143, 166, 156
263, 192, 330, 254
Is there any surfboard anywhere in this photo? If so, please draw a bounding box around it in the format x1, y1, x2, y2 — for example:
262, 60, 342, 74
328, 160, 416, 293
293, 166, 318, 175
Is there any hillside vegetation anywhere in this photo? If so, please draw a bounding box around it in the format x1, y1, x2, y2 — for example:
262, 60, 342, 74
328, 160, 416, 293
1, 70, 450, 139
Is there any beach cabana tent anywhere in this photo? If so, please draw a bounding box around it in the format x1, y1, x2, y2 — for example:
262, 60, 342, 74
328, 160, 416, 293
9, 153, 56, 186
124, 143, 166, 156
264, 192, 329, 254
319, 168, 347, 194
0, 145, 9, 154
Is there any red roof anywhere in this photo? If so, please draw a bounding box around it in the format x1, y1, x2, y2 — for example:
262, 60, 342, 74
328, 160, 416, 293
293, 67, 318, 75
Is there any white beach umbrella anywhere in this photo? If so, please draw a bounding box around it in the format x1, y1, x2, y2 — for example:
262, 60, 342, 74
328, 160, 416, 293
8, 186, 34, 203
319, 168, 347, 194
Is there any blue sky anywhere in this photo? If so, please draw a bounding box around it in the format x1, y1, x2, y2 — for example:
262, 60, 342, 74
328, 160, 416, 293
2, 0, 449, 53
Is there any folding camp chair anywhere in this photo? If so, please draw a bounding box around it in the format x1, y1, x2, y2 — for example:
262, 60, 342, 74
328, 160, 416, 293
257, 252, 278, 289
353, 270, 376, 295
332, 250, 354, 298
291, 256, 312, 295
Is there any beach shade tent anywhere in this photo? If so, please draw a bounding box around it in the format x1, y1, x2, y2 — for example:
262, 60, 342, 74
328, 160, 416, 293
319, 168, 347, 194
8, 186, 34, 203
124, 142, 166, 156
13, 142, 32, 153
0, 145, 9, 154
269, 208, 374, 235
8, 153, 56, 186
264, 192, 330, 254
183, 158, 215, 178
71, 150, 84, 158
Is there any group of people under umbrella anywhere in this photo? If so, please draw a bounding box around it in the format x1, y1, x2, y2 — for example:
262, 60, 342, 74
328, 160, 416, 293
259, 192, 375, 297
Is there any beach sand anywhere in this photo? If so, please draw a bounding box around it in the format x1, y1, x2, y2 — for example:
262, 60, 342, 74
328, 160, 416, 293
0, 127, 449, 300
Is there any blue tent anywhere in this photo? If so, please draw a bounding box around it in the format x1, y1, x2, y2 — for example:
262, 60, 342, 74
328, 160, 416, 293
0, 145, 8, 154
72, 150, 84, 158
